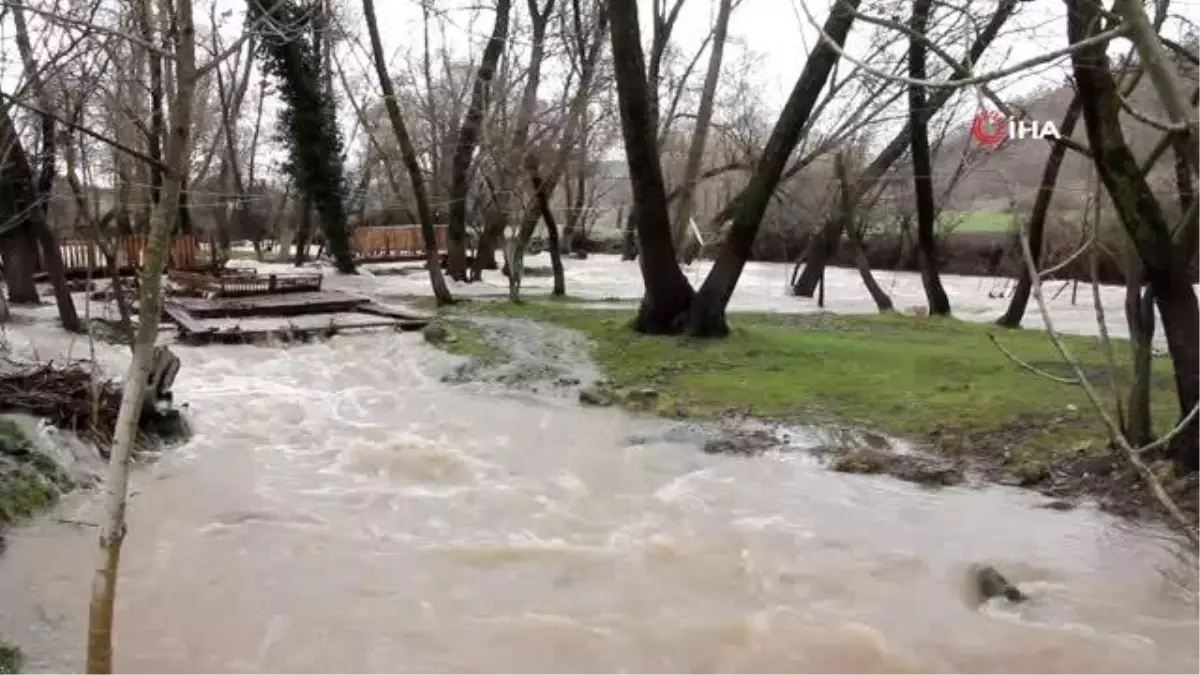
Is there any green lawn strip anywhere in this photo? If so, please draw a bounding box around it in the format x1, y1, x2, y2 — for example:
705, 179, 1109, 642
946, 210, 1014, 233
442, 301, 1178, 472
0, 418, 56, 675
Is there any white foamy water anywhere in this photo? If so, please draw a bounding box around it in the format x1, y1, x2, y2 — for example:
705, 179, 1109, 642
0, 258, 1194, 672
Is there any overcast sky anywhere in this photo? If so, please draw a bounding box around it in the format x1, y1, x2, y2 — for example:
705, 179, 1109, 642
365, 0, 1198, 111
1, 0, 1197, 179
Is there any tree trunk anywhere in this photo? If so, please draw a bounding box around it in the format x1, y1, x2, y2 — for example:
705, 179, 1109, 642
793, 0, 1020, 296
620, 207, 638, 260
507, 3, 604, 297
9, 0, 81, 331
0, 229, 39, 304
607, 0, 695, 332
1125, 250, 1155, 447
473, 0, 554, 283
685, 0, 862, 336
362, 0, 453, 304
0, 112, 79, 325
997, 94, 1083, 327
907, 0, 950, 317
671, 0, 734, 256
140, 0, 165, 217
446, 0, 513, 281
1069, 0, 1198, 472
507, 167, 567, 299
86, 0, 197, 670
834, 152, 893, 311
294, 198, 312, 266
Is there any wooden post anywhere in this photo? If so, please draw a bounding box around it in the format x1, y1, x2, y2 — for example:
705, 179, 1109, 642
140, 345, 181, 419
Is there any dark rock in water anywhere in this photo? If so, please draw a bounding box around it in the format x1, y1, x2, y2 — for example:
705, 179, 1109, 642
891, 460, 965, 487
860, 430, 891, 450
570, 251, 589, 260
422, 322, 454, 345
623, 388, 660, 409
830, 449, 888, 474
701, 429, 782, 456
968, 563, 1027, 604
1038, 499, 1075, 511
829, 448, 965, 487
702, 439, 740, 455
578, 384, 615, 407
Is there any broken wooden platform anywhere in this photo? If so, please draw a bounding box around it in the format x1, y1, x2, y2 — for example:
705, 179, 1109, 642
168, 269, 323, 297
167, 290, 366, 318
160, 292, 432, 345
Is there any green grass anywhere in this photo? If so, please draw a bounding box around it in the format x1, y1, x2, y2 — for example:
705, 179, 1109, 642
0, 420, 52, 675
441, 301, 1179, 471
0, 419, 60, 528
0, 639, 21, 674
424, 318, 507, 367
945, 210, 1014, 233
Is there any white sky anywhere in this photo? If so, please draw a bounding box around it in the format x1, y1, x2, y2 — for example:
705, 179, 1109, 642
366, 0, 1198, 110
0, 0, 1197, 183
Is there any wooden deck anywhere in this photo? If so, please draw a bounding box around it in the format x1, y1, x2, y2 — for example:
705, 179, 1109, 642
167, 291, 367, 318
159, 291, 432, 344
168, 312, 427, 345
352, 224, 449, 263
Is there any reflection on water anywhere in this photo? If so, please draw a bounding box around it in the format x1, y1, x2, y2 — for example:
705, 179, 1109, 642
0, 258, 1195, 672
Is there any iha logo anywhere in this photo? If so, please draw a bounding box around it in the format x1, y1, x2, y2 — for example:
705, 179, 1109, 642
970, 109, 1061, 146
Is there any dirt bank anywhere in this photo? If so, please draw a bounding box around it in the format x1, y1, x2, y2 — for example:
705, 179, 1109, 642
424, 307, 1198, 527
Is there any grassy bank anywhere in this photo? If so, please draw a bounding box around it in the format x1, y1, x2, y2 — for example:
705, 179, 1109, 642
0, 638, 19, 672
0, 418, 53, 675
429, 299, 1190, 512
0, 418, 62, 530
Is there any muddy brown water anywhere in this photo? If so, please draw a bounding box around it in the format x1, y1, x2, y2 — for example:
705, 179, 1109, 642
0, 325, 1196, 673
2, 266, 1198, 673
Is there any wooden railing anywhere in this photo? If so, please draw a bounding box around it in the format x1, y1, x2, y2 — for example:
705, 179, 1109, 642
351, 224, 448, 261
168, 269, 323, 297
58, 235, 205, 273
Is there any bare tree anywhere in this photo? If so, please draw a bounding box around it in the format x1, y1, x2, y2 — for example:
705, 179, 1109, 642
791, 0, 1021, 298
445, 0, 514, 280
1068, 0, 1198, 472
906, 0, 950, 316
670, 0, 735, 260
362, 0, 454, 304
606, 0, 695, 331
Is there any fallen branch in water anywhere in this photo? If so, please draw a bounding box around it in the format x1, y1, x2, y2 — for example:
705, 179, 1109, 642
0, 355, 184, 454
0, 358, 124, 448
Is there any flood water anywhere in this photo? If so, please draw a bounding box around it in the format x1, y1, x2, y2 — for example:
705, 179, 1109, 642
0, 255, 1195, 672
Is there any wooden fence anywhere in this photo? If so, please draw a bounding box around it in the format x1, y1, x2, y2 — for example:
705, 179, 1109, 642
351, 224, 448, 262
57, 235, 205, 274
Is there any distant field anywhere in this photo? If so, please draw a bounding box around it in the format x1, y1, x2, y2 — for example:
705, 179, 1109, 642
944, 210, 1014, 233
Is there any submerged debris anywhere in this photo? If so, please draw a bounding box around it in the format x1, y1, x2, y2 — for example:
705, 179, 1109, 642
0, 355, 188, 453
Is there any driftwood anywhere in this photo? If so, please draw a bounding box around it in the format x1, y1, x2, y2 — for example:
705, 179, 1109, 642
0, 346, 185, 453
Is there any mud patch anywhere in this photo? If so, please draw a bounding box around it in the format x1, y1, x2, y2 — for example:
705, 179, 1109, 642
436, 316, 603, 401
825, 447, 966, 487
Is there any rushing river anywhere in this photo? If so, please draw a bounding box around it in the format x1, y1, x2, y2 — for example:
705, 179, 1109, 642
0, 256, 1195, 672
